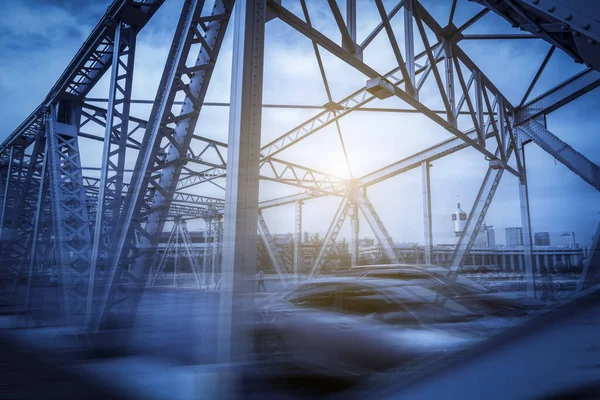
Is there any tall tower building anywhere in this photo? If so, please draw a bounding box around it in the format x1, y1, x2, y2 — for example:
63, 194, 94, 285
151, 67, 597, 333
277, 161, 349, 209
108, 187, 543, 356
452, 202, 467, 243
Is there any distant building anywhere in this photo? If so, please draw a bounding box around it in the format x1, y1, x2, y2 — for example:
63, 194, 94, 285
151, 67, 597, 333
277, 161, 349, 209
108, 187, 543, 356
560, 232, 576, 247
474, 223, 496, 248
272, 233, 293, 246
359, 237, 375, 248
505, 227, 523, 247
452, 202, 467, 243
303, 231, 309, 243
534, 232, 551, 246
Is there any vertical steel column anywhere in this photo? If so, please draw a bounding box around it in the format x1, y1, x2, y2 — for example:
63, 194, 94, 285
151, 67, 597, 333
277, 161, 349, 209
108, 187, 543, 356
404, 0, 415, 91
0, 147, 15, 240
46, 102, 93, 326
217, 0, 266, 365
422, 161, 433, 265
203, 216, 213, 286
88, 21, 136, 324
346, 0, 356, 44
8, 132, 47, 275
211, 217, 222, 285
0, 146, 25, 245
518, 137, 535, 297
24, 154, 49, 315
294, 200, 302, 281
349, 200, 359, 267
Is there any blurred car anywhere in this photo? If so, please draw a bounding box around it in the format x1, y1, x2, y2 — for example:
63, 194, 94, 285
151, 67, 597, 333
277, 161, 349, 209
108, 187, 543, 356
255, 277, 516, 379
343, 264, 545, 318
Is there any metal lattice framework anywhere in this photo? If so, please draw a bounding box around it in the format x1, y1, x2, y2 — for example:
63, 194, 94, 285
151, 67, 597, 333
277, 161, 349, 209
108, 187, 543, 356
0, 0, 599, 355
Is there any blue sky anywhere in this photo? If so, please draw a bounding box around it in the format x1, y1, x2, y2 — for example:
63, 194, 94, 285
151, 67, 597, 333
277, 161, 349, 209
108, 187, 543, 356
1, 0, 599, 249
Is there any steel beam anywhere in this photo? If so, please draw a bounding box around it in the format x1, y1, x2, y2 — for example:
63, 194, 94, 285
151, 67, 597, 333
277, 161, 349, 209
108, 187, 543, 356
46, 102, 93, 326
95, 0, 234, 332
0, 146, 25, 246
355, 191, 402, 264
519, 119, 600, 191
349, 200, 359, 267
577, 220, 600, 292
258, 191, 325, 209
450, 167, 504, 269
7, 133, 47, 293
361, 69, 600, 187
257, 211, 288, 286
23, 149, 49, 315
88, 21, 137, 325
517, 136, 535, 297
475, 0, 600, 70
217, 0, 265, 366
516, 69, 600, 124
294, 200, 302, 282
308, 197, 350, 279
422, 161, 433, 265
404, 0, 415, 89
268, 0, 518, 176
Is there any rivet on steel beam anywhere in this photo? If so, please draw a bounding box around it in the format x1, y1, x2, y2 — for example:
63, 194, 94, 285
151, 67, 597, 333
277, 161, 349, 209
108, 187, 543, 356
532, 0, 539, 4
547, 7, 555, 12
583, 24, 591, 30
565, 15, 572, 21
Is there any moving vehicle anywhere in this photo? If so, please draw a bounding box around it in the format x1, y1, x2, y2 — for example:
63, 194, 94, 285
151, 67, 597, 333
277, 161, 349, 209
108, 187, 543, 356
343, 264, 546, 317
255, 276, 514, 379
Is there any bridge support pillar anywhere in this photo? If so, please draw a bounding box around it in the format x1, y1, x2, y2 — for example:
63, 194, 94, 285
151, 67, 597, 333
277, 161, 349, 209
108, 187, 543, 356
218, 0, 266, 367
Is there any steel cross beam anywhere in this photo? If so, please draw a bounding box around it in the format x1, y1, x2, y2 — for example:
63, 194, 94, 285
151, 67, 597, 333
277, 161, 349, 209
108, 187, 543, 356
258, 211, 288, 286
520, 119, 600, 191
95, 0, 235, 332
78, 105, 347, 196
359, 68, 600, 187
450, 165, 505, 269
82, 175, 226, 208
266, 0, 519, 177
308, 197, 350, 279
355, 191, 403, 264
152, 218, 201, 287
176, 148, 348, 195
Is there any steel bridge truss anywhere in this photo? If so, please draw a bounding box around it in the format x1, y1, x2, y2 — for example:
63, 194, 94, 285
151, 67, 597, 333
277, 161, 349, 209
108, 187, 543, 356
0, 0, 598, 343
